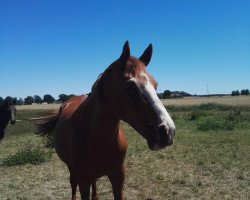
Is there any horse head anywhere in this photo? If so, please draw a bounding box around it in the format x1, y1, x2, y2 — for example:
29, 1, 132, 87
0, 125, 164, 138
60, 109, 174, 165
93, 41, 175, 151
4, 97, 17, 125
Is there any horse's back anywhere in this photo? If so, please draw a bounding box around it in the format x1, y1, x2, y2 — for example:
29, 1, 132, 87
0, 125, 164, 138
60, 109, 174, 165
59, 95, 86, 119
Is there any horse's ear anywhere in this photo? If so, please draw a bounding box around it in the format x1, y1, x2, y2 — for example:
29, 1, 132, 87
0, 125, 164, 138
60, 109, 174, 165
139, 43, 153, 66
119, 41, 130, 65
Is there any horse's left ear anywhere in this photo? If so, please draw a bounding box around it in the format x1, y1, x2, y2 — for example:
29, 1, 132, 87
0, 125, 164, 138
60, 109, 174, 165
119, 41, 130, 66
139, 43, 153, 66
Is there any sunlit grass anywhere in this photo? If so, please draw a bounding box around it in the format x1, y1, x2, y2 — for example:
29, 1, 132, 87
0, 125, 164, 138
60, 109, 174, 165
0, 100, 249, 199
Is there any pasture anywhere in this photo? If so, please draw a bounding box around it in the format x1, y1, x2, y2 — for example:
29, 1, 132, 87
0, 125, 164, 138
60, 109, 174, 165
0, 96, 249, 200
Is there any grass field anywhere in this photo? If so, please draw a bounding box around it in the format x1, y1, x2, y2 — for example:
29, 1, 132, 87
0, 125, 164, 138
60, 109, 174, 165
0, 96, 249, 199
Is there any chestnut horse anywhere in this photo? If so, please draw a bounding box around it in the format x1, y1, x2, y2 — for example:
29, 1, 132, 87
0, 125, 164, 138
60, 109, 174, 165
36, 41, 175, 200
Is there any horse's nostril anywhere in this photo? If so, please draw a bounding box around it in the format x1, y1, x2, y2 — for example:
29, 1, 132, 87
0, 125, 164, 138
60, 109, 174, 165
159, 125, 168, 136
158, 125, 174, 146
148, 122, 154, 129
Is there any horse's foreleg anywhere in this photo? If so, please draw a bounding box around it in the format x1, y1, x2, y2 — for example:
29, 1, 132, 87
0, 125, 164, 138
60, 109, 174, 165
91, 179, 98, 200
79, 179, 91, 200
0, 129, 5, 140
69, 171, 77, 200
108, 164, 125, 200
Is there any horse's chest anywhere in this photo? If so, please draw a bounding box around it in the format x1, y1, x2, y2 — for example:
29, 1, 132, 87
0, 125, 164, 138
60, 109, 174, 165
76, 140, 127, 176
79, 152, 125, 177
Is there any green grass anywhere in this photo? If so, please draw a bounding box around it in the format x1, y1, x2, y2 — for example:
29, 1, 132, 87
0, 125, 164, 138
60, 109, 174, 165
0, 104, 249, 199
2, 147, 52, 166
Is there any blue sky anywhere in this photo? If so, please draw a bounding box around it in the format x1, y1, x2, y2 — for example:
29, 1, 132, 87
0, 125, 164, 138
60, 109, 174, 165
0, 0, 249, 99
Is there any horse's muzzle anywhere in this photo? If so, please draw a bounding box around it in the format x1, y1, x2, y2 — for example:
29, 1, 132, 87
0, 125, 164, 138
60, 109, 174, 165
10, 120, 16, 125
147, 124, 175, 151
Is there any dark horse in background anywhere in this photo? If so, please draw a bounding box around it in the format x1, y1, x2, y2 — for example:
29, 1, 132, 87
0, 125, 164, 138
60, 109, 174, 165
0, 97, 16, 141
36, 41, 176, 200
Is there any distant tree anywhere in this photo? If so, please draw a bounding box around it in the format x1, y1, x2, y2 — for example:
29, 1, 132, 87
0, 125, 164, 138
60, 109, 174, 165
241, 89, 249, 96
4, 96, 14, 104
0, 97, 3, 105
179, 91, 191, 97
163, 90, 172, 99
58, 94, 69, 103
43, 94, 55, 104
236, 90, 240, 96
231, 90, 240, 96
13, 97, 17, 105
24, 96, 34, 105
157, 93, 163, 99
241, 89, 246, 95
34, 95, 43, 104
245, 89, 250, 95
17, 98, 24, 105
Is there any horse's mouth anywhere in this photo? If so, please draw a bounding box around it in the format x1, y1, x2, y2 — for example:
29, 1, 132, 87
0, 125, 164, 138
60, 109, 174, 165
146, 129, 173, 151
146, 137, 173, 151
130, 123, 174, 151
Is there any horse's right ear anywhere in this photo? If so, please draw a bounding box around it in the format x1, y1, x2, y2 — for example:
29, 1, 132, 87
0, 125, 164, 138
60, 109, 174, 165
119, 41, 130, 65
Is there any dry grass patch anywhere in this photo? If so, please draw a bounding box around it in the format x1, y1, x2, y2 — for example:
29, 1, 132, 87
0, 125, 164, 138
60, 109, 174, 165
16, 104, 61, 111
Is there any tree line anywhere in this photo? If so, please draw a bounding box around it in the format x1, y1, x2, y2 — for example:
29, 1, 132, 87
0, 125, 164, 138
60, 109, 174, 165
231, 89, 249, 96
1, 89, 249, 105
157, 90, 192, 99
0, 94, 75, 105
158, 89, 250, 99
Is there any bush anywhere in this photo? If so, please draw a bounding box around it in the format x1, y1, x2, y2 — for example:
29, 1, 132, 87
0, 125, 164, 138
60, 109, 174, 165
197, 116, 220, 131
197, 116, 235, 131
188, 110, 207, 120
2, 147, 52, 166
197, 103, 230, 111
227, 109, 242, 122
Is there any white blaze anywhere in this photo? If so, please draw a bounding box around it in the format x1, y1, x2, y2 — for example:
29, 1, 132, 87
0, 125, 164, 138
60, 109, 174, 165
140, 74, 175, 130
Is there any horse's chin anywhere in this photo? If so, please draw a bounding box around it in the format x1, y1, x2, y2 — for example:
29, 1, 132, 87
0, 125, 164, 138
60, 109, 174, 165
146, 138, 173, 151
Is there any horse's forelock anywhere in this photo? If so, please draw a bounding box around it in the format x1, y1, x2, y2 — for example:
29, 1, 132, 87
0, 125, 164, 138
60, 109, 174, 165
123, 57, 146, 78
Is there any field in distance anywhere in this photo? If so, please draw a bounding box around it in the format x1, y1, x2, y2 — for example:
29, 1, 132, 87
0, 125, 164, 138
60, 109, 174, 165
16, 95, 250, 110
162, 95, 250, 106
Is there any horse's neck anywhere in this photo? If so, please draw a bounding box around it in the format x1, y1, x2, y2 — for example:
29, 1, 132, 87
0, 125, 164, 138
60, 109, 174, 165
0, 105, 10, 122
78, 94, 120, 138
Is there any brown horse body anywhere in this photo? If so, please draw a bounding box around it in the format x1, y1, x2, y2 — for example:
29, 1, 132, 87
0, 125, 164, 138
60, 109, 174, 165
55, 94, 127, 200
36, 42, 175, 200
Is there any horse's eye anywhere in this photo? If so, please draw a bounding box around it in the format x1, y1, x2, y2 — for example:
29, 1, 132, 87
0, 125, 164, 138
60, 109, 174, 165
127, 82, 139, 97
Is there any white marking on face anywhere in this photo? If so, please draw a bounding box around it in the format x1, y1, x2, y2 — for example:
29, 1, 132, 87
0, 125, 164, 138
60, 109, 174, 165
139, 73, 175, 130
